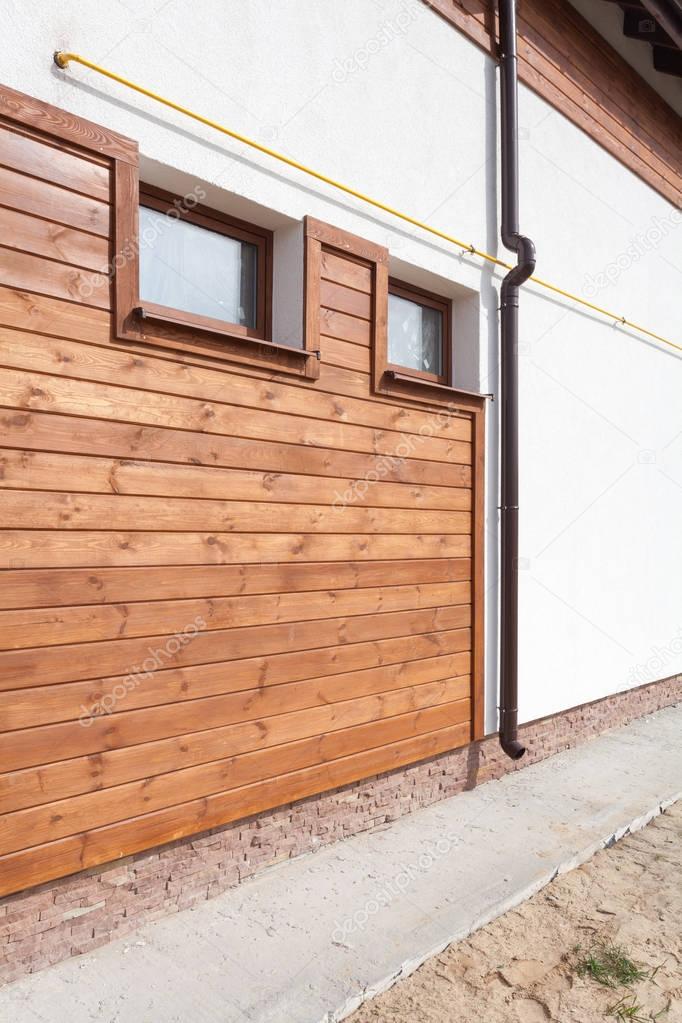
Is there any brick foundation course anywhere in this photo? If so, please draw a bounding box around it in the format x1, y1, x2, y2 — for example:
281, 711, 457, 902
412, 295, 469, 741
1, 674, 679, 985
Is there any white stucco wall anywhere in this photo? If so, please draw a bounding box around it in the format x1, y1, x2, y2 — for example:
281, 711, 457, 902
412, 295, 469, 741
5, 0, 681, 730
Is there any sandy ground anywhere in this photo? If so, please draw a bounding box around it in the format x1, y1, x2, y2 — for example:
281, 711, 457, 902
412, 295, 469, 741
350, 803, 682, 1023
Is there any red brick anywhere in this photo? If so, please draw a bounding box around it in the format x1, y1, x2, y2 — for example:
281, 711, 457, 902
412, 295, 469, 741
5, 932, 46, 958
24, 941, 80, 970
70, 932, 113, 956
5, 916, 59, 943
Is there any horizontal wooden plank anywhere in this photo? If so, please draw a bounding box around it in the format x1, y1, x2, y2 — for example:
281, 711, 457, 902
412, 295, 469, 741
0, 247, 110, 309
320, 249, 372, 294
0, 166, 110, 236
0, 580, 470, 651
0, 606, 470, 690
0, 490, 471, 535
0, 673, 470, 814
0, 327, 473, 442
0, 286, 110, 344
0, 722, 468, 897
0, 410, 471, 488
0, 695, 469, 813
0, 684, 470, 854
0, 530, 471, 570
0, 449, 469, 511
1, 632, 470, 743
319, 307, 371, 346
0, 123, 111, 201
0, 558, 470, 610
321, 335, 371, 372
0, 209, 110, 271
319, 279, 371, 320
3, 640, 469, 773
0, 369, 470, 464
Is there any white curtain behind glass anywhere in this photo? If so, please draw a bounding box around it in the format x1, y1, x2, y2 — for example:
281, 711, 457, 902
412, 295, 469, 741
139, 207, 256, 327
388, 293, 442, 374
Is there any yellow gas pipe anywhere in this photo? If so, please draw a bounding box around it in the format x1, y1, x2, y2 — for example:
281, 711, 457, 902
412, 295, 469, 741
53, 51, 681, 355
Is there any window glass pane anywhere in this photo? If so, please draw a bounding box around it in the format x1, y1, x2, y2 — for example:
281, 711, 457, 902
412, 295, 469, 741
388, 293, 443, 375
139, 206, 258, 328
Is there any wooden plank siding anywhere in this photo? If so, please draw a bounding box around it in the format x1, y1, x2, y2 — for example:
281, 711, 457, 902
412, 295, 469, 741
0, 102, 483, 897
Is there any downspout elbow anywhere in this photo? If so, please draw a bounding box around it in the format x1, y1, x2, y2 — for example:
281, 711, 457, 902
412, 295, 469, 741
500, 695, 526, 758
503, 235, 536, 289
500, 736, 526, 760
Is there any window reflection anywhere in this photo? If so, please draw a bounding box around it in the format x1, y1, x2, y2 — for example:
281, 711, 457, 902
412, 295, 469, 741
139, 206, 258, 328
388, 293, 443, 375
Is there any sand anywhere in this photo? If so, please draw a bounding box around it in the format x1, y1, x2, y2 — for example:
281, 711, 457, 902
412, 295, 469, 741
350, 803, 682, 1023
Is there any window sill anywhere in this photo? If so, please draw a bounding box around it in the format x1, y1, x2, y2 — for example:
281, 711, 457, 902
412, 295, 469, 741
376, 369, 491, 411
136, 302, 266, 341
116, 304, 320, 380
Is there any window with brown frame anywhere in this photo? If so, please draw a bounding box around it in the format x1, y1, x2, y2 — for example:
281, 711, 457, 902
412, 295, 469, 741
386, 278, 451, 385
114, 171, 318, 378
136, 184, 272, 341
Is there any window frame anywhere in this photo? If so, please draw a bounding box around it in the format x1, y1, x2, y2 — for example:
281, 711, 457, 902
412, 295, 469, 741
386, 278, 452, 386
114, 167, 319, 378
136, 183, 272, 343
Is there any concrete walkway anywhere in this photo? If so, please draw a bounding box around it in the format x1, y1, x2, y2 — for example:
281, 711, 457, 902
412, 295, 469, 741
1, 704, 680, 1023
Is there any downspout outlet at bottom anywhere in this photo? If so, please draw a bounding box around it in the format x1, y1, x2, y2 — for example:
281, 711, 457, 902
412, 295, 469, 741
499, 706, 526, 759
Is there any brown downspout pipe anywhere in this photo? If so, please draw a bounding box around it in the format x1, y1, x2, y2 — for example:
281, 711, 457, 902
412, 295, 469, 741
498, 0, 536, 759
